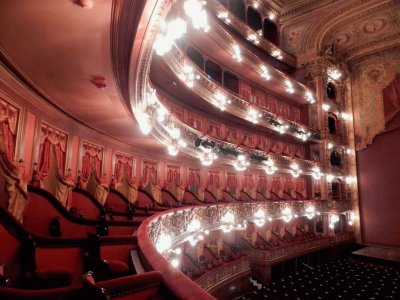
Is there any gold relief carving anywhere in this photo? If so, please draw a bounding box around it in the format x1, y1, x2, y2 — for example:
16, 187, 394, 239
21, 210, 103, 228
361, 64, 387, 84
362, 18, 388, 34
0, 98, 19, 133
115, 152, 133, 165
352, 47, 400, 150
83, 141, 103, 159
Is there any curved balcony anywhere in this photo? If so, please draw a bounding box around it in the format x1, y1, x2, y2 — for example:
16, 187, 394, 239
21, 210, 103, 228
137, 200, 352, 299
180, 8, 312, 104
160, 45, 321, 142
144, 83, 321, 176
206, 0, 297, 68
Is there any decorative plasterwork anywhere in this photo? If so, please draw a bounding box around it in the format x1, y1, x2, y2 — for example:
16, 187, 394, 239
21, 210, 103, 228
163, 45, 320, 141
147, 200, 352, 248
350, 46, 400, 150
207, 0, 296, 67
320, 2, 400, 62
111, 0, 147, 111
280, 0, 400, 63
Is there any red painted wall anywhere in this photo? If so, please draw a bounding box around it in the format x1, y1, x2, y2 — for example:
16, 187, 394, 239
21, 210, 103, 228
357, 128, 400, 247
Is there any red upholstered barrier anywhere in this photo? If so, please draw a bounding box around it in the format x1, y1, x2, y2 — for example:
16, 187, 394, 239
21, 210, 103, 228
183, 190, 204, 205
0, 272, 168, 300
24, 192, 96, 238
204, 190, 218, 203
256, 191, 270, 201
240, 191, 253, 202
96, 271, 166, 300
35, 247, 84, 285
108, 226, 136, 236
71, 190, 102, 220
0, 285, 83, 300
105, 191, 128, 214
137, 207, 216, 300
135, 189, 166, 211
100, 237, 138, 266
161, 189, 180, 207
0, 222, 22, 284
222, 190, 236, 202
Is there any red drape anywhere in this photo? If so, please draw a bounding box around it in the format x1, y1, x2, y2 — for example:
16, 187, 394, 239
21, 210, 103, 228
38, 138, 66, 181
1, 121, 15, 162
81, 151, 102, 181
114, 160, 123, 183
143, 164, 157, 187
81, 152, 91, 181
167, 168, 179, 185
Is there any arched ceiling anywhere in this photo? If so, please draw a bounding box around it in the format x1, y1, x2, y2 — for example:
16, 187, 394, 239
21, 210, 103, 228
1, 0, 399, 160
0, 0, 170, 156
274, 0, 400, 64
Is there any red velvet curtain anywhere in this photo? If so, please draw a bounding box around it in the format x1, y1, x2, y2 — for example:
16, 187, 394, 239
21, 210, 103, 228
284, 177, 294, 193
81, 152, 91, 181
38, 138, 66, 181
81, 151, 102, 181
114, 160, 123, 183
114, 158, 133, 184
143, 165, 157, 187
167, 169, 179, 185
124, 163, 133, 182
258, 176, 268, 190
1, 120, 15, 162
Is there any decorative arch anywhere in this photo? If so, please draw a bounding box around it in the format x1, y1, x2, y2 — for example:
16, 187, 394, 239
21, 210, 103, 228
229, 0, 245, 22
331, 178, 344, 200
247, 6, 262, 31
205, 60, 223, 84
326, 82, 337, 101
330, 150, 341, 167
327, 113, 338, 134
186, 46, 204, 70
263, 18, 279, 45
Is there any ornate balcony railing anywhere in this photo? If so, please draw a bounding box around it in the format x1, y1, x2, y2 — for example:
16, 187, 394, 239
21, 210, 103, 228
137, 200, 352, 298
163, 45, 321, 143
188, 8, 310, 104
195, 257, 250, 292
206, 0, 297, 68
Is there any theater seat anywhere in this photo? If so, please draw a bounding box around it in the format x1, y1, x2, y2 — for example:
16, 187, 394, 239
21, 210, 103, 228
84, 233, 131, 281
23, 269, 73, 290
105, 260, 130, 278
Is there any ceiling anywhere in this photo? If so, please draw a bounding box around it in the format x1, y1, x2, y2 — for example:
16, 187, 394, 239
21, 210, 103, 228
0, 0, 166, 154
0, 0, 399, 157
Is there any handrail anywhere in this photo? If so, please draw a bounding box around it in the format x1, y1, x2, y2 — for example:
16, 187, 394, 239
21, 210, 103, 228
27, 186, 141, 227
164, 45, 321, 142
137, 206, 216, 300
137, 199, 351, 299
73, 188, 105, 212
206, 0, 296, 68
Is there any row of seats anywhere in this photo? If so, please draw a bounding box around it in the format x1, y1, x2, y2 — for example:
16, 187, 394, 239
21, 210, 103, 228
246, 228, 318, 252
244, 258, 400, 299
181, 243, 244, 280
0, 202, 171, 299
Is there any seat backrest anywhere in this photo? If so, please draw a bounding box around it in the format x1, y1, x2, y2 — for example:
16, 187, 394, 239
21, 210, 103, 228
71, 189, 103, 220
105, 191, 128, 214
0, 221, 22, 284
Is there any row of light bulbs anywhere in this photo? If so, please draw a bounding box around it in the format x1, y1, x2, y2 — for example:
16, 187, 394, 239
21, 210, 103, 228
137, 88, 316, 176
159, 207, 356, 269
217, 2, 278, 53
322, 104, 352, 121
138, 89, 357, 185
154, 0, 315, 104
177, 61, 314, 139
143, 1, 355, 182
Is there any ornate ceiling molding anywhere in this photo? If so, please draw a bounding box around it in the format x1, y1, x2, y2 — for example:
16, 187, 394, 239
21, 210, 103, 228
111, 0, 147, 114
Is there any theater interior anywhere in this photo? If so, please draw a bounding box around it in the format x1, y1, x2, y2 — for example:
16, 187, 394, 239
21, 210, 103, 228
0, 0, 400, 299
